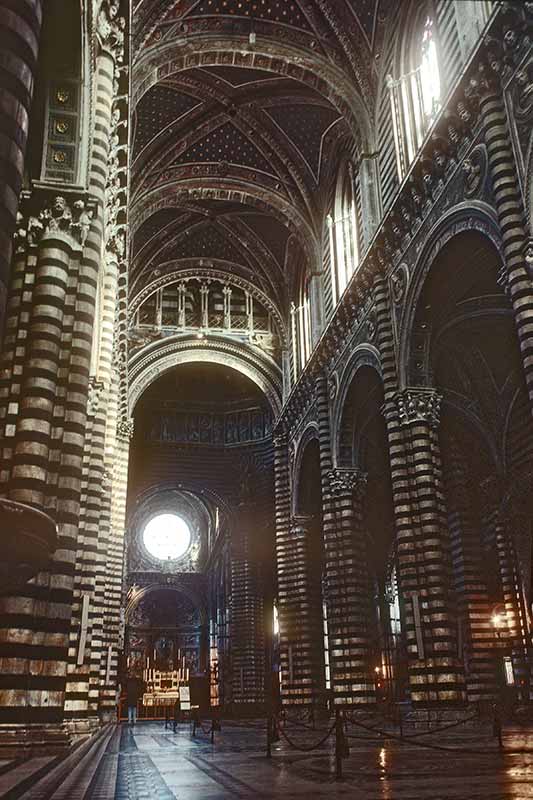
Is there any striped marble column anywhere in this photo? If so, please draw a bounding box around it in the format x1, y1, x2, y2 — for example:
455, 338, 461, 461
230, 508, 265, 708
0, 196, 88, 741
393, 389, 464, 705
274, 432, 292, 705
374, 273, 464, 706
275, 433, 323, 706
478, 86, 533, 414
325, 469, 375, 706
62, 30, 123, 726
445, 440, 496, 702
314, 370, 375, 705
279, 515, 324, 706
0, 0, 42, 323
481, 479, 530, 698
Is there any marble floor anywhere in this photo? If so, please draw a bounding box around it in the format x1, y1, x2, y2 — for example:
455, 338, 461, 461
5, 717, 533, 799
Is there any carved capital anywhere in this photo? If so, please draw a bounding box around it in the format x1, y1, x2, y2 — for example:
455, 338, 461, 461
87, 378, 104, 416
117, 416, 134, 441
395, 388, 442, 428
96, 0, 126, 63
16, 195, 93, 251
328, 468, 367, 499
273, 432, 288, 450
40, 196, 92, 248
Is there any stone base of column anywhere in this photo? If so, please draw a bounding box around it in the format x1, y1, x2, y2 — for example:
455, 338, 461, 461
333, 680, 376, 707
0, 723, 71, 757
404, 707, 480, 728
229, 700, 265, 717
0, 499, 57, 591
65, 716, 102, 738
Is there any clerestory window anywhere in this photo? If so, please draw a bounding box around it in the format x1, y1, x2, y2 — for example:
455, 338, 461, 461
388, 2, 441, 180
328, 160, 359, 307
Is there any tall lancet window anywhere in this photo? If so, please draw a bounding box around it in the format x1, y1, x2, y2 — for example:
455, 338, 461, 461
388, 2, 441, 179
290, 273, 312, 378
328, 160, 359, 307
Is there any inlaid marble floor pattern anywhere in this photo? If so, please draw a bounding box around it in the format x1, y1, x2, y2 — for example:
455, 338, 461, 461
78, 719, 533, 800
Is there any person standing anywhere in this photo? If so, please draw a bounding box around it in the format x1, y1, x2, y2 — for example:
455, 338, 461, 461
127, 674, 141, 726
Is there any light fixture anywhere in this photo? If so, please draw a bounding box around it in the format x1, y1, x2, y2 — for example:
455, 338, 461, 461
491, 604, 507, 640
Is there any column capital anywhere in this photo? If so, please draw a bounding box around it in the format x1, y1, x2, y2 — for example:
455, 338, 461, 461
17, 192, 93, 251
87, 378, 105, 417
96, 0, 126, 64
117, 416, 134, 441
327, 468, 367, 498
394, 388, 442, 428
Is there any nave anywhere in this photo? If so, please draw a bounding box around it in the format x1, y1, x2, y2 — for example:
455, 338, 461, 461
0, 717, 533, 800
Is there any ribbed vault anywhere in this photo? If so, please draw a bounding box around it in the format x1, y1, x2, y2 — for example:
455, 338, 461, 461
129, 0, 384, 381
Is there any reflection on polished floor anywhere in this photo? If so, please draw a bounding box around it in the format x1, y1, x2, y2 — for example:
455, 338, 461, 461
2, 718, 533, 800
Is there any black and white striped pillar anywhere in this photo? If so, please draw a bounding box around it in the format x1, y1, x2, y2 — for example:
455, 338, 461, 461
0, 0, 43, 326
325, 468, 376, 706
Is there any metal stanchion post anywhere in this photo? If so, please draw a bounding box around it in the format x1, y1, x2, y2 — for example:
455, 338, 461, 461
267, 713, 272, 759
335, 708, 343, 780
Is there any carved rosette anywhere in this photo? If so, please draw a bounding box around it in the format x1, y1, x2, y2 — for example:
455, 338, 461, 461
327, 468, 368, 500
395, 388, 442, 428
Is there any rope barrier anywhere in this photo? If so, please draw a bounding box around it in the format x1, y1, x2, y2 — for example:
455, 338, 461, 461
344, 710, 481, 738
344, 715, 502, 755
275, 718, 336, 752
281, 716, 332, 734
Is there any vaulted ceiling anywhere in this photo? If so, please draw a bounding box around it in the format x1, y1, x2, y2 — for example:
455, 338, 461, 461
130, 0, 386, 320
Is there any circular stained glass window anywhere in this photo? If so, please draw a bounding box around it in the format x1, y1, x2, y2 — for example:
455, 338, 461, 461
143, 514, 191, 561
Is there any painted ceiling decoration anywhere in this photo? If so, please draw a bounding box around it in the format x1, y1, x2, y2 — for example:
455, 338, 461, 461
130, 0, 387, 338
